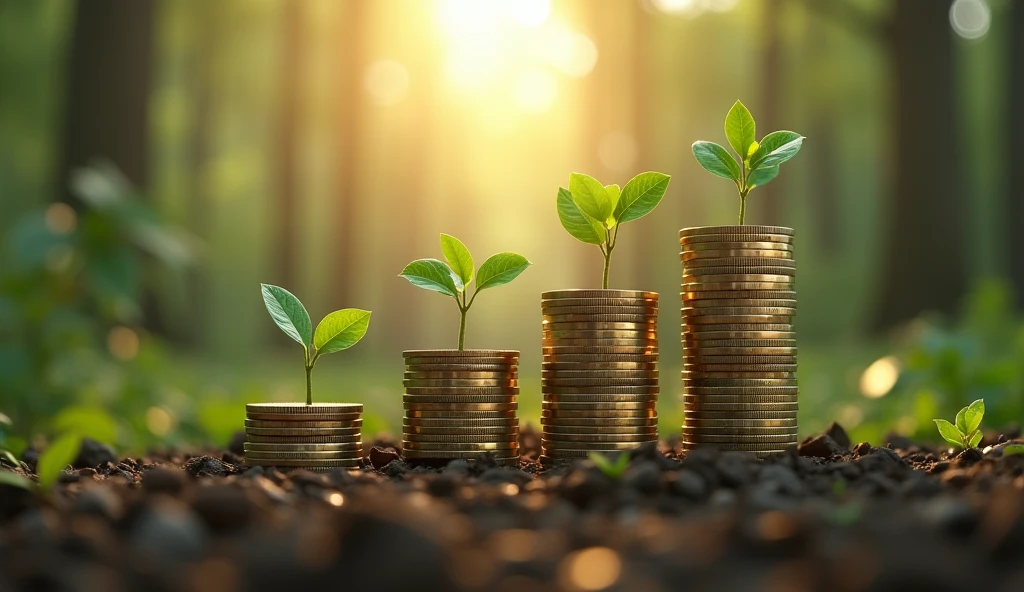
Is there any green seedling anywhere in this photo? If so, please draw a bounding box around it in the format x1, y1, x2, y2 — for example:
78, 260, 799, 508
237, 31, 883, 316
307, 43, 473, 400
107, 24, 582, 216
36, 432, 82, 491
557, 171, 671, 289
399, 234, 531, 350
0, 412, 17, 467
589, 451, 630, 480
1003, 444, 1024, 456
261, 284, 371, 405
934, 399, 985, 450
691, 100, 804, 225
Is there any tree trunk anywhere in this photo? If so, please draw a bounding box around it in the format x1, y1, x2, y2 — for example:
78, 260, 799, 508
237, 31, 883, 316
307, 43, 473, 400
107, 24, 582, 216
757, 0, 785, 224
870, 0, 966, 330
60, 0, 155, 201
1008, 0, 1024, 309
273, 1, 303, 289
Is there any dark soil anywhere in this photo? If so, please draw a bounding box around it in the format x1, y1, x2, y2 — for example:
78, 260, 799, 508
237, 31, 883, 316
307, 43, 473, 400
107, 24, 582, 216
2, 424, 1024, 592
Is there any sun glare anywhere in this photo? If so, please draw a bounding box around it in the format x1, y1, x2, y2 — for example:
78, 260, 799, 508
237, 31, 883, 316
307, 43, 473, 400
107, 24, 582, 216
859, 356, 900, 399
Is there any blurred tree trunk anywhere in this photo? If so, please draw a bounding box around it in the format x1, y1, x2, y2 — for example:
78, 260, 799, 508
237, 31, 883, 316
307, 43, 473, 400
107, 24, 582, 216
333, 2, 368, 304
806, 24, 840, 254
60, 0, 154, 201
870, 0, 966, 330
1008, 0, 1024, 309
273, 1, 303, 289
757, 0, 784, 224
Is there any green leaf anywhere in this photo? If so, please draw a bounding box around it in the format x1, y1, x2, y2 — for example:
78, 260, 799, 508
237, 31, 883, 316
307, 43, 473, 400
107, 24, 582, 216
725, 100, 756, 159
963, 399, 985, 434
399, 259, 460, 297
260, 284, 313, 347
954, 407, 969, 436
475, 253, 531, 293
557, 187, 606, 245
0, 469, 32, 490
1, 450, 18, 466
749, 131, 804, 170
691, 141, 740, 182
589, 451, 629, 479
968, 430, 983, 448
934, 419, 964, 449
439, 234, 474, 287
604, 184, 620, 205
313, 309, 371, 355
37, 433, 82, 491
747, 165, 779, 188
1003, 443, 1024, 456
614, 171, 671, 224
569, 172, 614, 222
53, 406, 118, 445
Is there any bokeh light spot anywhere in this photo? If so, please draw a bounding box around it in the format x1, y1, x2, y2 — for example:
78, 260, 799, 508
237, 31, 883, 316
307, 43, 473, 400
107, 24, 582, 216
950, 0, 990, 40
547, 31, 598, 78
597, 131, 638, 173
107, 326, 140, 361
859, 355, 900, 399
514, 68, 558, 113
365, 59, 410, 106
506, 0, 550, 27
559, 546, 622, 591
145, 406, 175, 436
45, 202, 77, 235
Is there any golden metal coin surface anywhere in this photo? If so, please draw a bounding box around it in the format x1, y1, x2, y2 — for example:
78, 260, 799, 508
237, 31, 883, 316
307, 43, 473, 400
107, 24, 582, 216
542, 432, 658, 443
684, 298, 797, 309
542, 289, 658, 300
684, 324, 794, 333
542, 346, 656, 355
245, 413, 360, 422
686, 315, 794, 325
406, 410, 517, 419
245, 415, 361, 425
542, 425, 658, 435
542, 385, 659, 394
541, 369, 658, 379
685, 257, 796, 269
683, 387, 799, 396
245, 402, 362, 414
544, 393, 658, 403
403, 433, 518, 443
404, 387, 519, 396
683, 282, 795, 291
543, 378, 658, 387
543, 355, 659, 365
541, 409, 657, 419
682, 427, 799, 437
682, 307, 797, 317
683, 400, 798, 410
245, 458, 362, 468
683, 364, 797, 373
402, 364, 517, 372
681, 410, 796, 420
682, 249, 793, 260
683, 433, 798, 444
244, 449, 363, 459
683, 289, 797, 301
682, 338, 797, 348
244, 442, 362, 452
403, 426, 519, 436
681, 394, 799, 404
543, 329, 658, 339
540, 306, 659, 316
404, 371, 517, 379
401, 449, 519, 461
685, 347, 797, 356
245, 434, 362, 444
683, 356, 796, 366
404, 402, 518, 411
541, 440, 654, 451
403, 350, 518, 359
682, 240, 794, 251
683, 371, 796, 379
680, 225, 795, 237
542, 361, 658, 370
540, 298, 659, 307
403, 417, 518, 428
402, 441, 518, 451
543, 321, 657, 331
683, 418, 797, 428
402, 394, 517, 404
403, 379, 518, 388
542, 401, 657, 411
683, 378, 798, 387
404, 357, 519, 366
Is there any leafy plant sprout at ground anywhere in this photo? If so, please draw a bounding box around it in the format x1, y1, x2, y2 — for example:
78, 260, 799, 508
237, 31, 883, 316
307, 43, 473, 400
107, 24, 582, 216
691, 100, 804, 224
399, 234, 531, 350
260, 284, 371, 405
557, 171, 671, 288
934, 398, 985, 450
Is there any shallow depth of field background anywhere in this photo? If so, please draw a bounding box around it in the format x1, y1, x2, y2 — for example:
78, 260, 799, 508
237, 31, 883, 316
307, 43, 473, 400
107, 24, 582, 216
2, 0, 1023, 453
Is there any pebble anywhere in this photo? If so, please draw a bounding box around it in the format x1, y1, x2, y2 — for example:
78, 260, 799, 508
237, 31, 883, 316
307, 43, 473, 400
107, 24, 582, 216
131, 501, 207, 562
798, 434, 846, 458
670, 469, 707, 500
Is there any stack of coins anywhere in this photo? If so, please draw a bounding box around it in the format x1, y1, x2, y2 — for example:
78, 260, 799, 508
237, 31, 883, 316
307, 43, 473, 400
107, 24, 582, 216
540, 289, 659, 465
680, 225, 798, 457
402, 350, 519, 466
244, 403, 363, 470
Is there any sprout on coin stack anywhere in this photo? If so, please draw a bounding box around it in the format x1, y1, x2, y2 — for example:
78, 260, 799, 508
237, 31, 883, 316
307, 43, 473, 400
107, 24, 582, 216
247, 284, 371, 471
542, 172, 671, 465
682, 101, 805, 458
398, 234, 531, 465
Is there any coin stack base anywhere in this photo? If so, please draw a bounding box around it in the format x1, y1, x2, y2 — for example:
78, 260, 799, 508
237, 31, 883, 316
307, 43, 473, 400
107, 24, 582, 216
244, 403, 363, 471
402, 350, 520, 466
680, 226, 798, 458
541, 289, 659, 465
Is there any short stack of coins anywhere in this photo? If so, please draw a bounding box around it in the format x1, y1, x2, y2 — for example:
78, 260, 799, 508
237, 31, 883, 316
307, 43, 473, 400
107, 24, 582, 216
680, 225, 798, 457
540, 289, 659, 465
244, 403, 363, 471
402, 350, 519, 466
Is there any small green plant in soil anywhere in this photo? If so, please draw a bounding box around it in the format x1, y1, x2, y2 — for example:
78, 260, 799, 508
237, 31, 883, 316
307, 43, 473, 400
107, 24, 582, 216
590, 451, 630, 480
934, 399, 985, 450
557, 171, 671, 289
261, 284, 371, 405
691, 100, 804, 224
400, 234, 531, 350
1004, 444, 1024, 456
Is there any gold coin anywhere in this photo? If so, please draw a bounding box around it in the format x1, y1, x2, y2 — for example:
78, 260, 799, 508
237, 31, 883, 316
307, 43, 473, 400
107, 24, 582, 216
245, 434, 361, 443
541, 409, 657, 419
402, 364, 517, 373
245, 415, 361, 425
244, 442, 362, 452
403, 433, 518, 443
542, 346, 656, 355
245, 402, 362, 415
686, 346, 797, 356
543, 355, 659, 365
543, 314, 656, 323
686, 315, 794, 325
402, 441, 519, 451
683, 338, 797, 348
683, 418, 797, 428
683, 386, 798, 396
683, 356, 796, 367
541, 369, 658, 379
404, 357, 519, 366
539, 416, 657, 427
683, 371, 796, 379
543, 385, 659, 394
682, 249, 793, 260
540, 298, 659, 307
544, 393, 658, 403
541, 339, 658, 348
542, 289, 658, 300
401, 449, 519, 461
542, 361, 658, 371
543, 329, 658, 339
403, 417, 518, 428
245, 458, 362, 468
542, 401, 657, 411
405, 387, 519, 396
682, 410, 796, 420
541, 309, 659, 320
542, 432, 658, 443
683, 364, 797, 373
542, 424, 658, 434
543, 321, 658, 331
402, 394, 516, 404
683, 282, 795, 291
406, 410, 517, 419
682, 307, 797, 317
682, 393, 798, 404
680, 225, 794, 237
684, 298, 797, 309
541, 440, 654, 451
403, 379, 518, 388
683, 400, 798, 410
685, 258, 796, 270
682, 240, 795, 251
681, 426, 798, 437
403, 350, 518, 359
543, 378, 658, 388
683, 378, 798, 387
403, 425, 519, 436
405, 402, 517, 411
244, 449, 363, 459
683, 289, 797, 301
682, 433, 798, 444
684, 324, 794, 333
404, 371, 516, 380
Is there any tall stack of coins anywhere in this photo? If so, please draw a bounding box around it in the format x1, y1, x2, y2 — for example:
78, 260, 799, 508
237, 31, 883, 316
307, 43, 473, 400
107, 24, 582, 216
244, 403, 363, 470
540, 289, 659, 465
680, 225, 798, 457
402, 350, 519, 466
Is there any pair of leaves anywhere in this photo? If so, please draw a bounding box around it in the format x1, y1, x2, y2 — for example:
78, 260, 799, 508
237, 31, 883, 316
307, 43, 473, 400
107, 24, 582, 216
558, 171, 672, 246
400, 234, 531, 299
261, 284, 371, 356
589, 451, 630, 480
934, 399, 985, 449
691, 100, 803, 190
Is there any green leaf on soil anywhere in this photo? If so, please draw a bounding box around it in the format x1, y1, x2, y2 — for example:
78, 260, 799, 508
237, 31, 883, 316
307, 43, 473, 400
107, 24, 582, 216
692, 141, 740, 182
53, 406, 118, 445
590, 451, 629, 480
954, 406, 969, 436
968, 430, 983, 448
0, 469, 32, 490
260, 284, 313, 347
313, 309, 371, 355
1003, 443, 1024, 456
934, 419, 964, 449
399, 259, 461, 297
37, 433, 82, 491
475, 253, 531, 293
962, 399, 985, 435
557, 187, 606, 245
614, 171, 671, 224
440, 234, 474, 287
